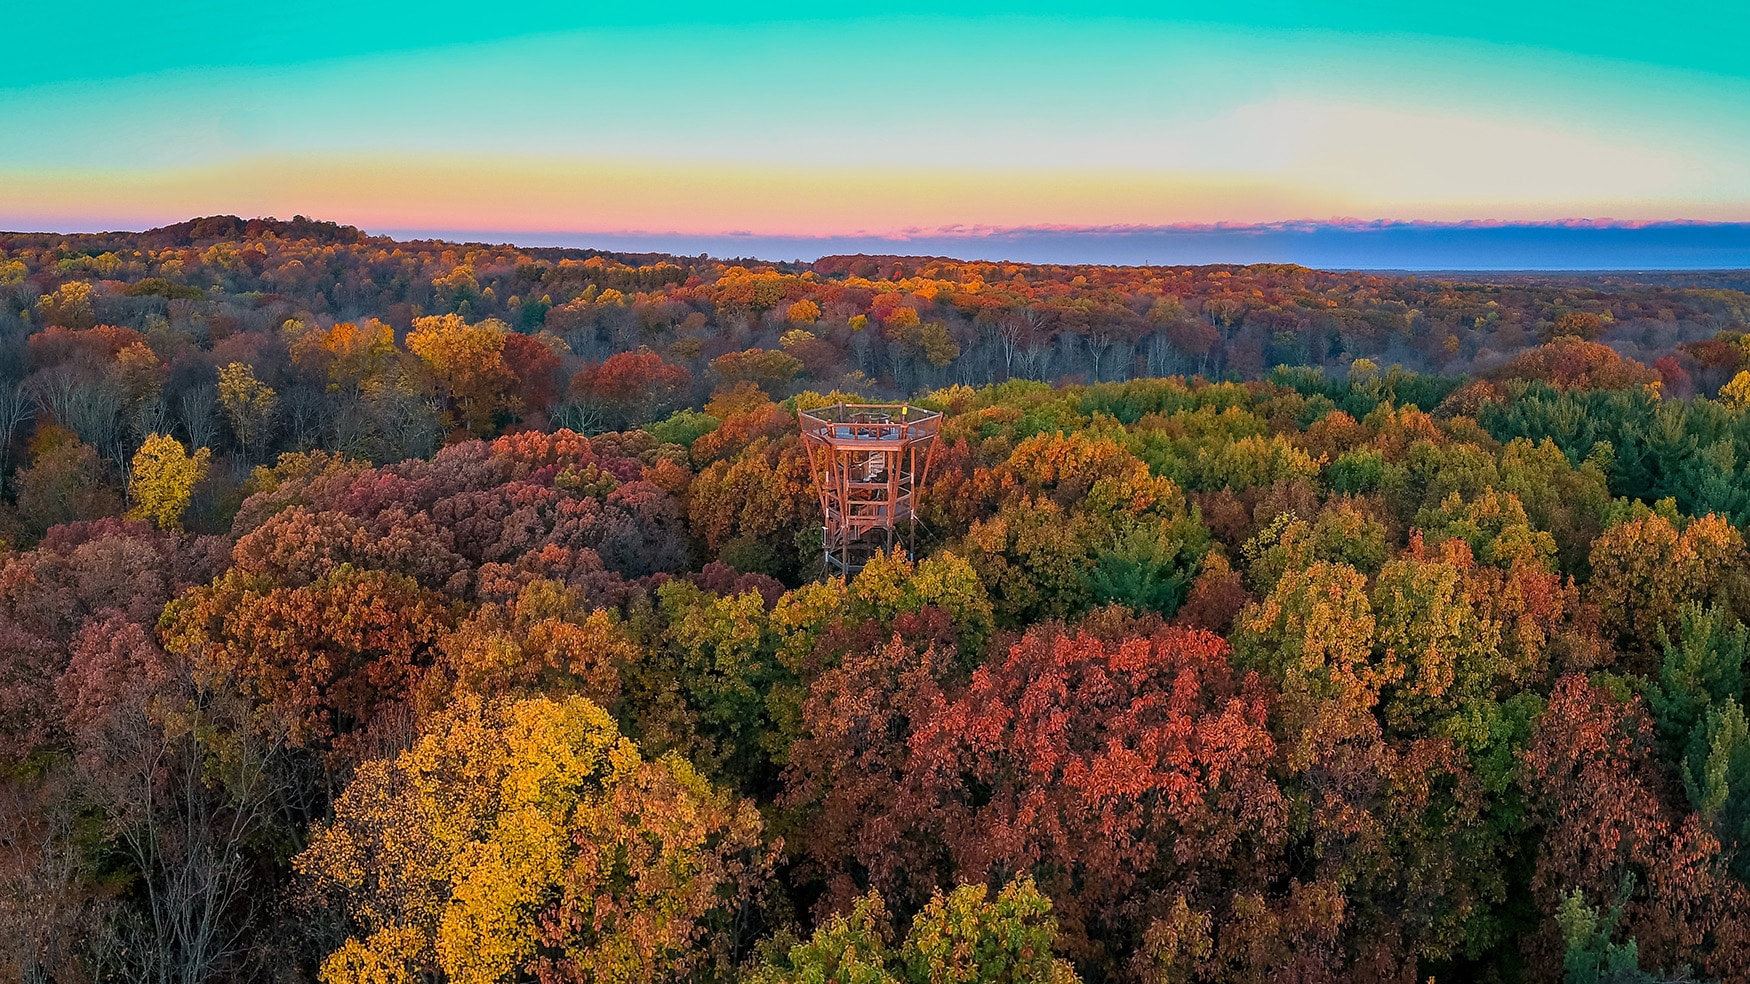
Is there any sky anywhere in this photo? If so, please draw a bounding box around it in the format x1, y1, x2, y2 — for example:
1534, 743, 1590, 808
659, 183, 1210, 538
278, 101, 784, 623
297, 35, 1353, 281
3, 2, 1749, 266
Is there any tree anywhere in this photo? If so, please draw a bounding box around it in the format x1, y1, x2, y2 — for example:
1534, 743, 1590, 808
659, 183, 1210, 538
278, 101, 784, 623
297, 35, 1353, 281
1489, 337, 1659, 391
501, 331, 567, 423
710, 348, 804, 395
1721, 369, 1750, 409
788, 621, 1283, 977
406, 314, 518, 433
1523, 675, 1750, 980
161, 566, 453, 758
1588, 513, 1750, 669
1555, 882, 1658, 984
1647, 602, 1747, 758
58, 614, 290, 984
1551, 311, 1605, 341
687, 437, 817, 581
755, 878, 1080, 984
569, 350, 690, 430
1370, 541, 1501, 732
297, 693, 771, 984
15, 432, 121, 536
36, 282, 96, 330
127, 432, 212, 529
0, 378, 36, 484
303, 318, 398, 396
1233, 560, 1385, 743
216, 362, 278, 459
431, 579, 631, 712
901, 879, 1080, 984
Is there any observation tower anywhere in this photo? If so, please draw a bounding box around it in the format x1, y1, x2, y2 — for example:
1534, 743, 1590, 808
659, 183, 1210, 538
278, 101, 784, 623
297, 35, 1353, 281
799, 403, 942, 574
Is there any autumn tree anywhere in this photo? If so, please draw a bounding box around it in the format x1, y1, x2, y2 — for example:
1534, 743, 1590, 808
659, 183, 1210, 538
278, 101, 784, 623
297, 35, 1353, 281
788, 620, 1284, 979
1721, 370, 1750, 409
161, 565, 454, 757
502, 330, 567, 423
569, 350, 691, 430
36, 282, 97, 330
297, 693, 771, 984
1588, 512, 1750, 669
429, 579, 632, 712
687, 434, 817, 580
127, 432, 211, 529
710, 348, 804, 396
754, 878, 1080, 984
15, 431, 121, 536
1489, 336, 1660, 391
1523, 675, 1750, 980
406, 314, 519, 433
217, 361, 279, 459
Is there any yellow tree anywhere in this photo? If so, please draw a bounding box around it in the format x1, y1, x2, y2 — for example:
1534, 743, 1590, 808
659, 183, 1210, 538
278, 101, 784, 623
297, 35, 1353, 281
127, 433, 211, 529
291, 318, 400, 396
297, 694, 770, 984
37, 282, 96, 330
405, 314, 517, 433
217, 362, 278, 459
1720, 370, 1750, 409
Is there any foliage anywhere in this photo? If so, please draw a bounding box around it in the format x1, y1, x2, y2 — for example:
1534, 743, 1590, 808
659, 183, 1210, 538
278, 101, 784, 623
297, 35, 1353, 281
128, 432, 212, 528
9, 224, 1750, 982
297, 694, 770, 984
755, 878, 1079, 984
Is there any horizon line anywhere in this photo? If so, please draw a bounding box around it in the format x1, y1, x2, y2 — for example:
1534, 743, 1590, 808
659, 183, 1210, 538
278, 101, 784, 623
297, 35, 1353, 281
8, 215, 1750, 240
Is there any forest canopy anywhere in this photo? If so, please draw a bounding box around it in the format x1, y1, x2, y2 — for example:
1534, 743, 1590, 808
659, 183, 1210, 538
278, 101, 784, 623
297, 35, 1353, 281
5, 218, 1750, 984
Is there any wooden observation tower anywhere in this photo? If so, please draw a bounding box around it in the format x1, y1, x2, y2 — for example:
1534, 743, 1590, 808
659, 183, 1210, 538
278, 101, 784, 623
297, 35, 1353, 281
800, 403, 942, 574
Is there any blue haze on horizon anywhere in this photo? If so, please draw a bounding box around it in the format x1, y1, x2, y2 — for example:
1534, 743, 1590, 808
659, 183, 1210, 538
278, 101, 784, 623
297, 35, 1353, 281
373, 223, 1750, 272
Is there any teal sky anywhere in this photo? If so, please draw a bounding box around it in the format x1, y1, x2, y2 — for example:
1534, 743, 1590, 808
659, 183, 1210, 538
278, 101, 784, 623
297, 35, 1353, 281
8, 2, 1750, 83
3, 2, 1748, 237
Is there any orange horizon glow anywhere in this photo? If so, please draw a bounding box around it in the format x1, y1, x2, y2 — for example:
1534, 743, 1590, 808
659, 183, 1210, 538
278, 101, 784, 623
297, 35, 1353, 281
7, 153, 1749, 239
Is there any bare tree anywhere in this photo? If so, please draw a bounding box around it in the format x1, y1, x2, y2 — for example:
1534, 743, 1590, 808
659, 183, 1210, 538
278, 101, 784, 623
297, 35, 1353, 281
0, 378, 35, 488
179, 385, 219, 451
282, 384, 329, 450
75, 657, 289, 984
1145, 333, 1178, 378
27, 368, 128, 466
997, 317, 1027, 380
1107, 339, 1136, 382
26, 367, 80, 431
1085, 328, 1115, 383
0, 772, 102, 984
369, 388, 442, 462
326, 392, 374, 461
133, 397, 172, 446
1017, 342, 1048, 382
551, 400, 605, 436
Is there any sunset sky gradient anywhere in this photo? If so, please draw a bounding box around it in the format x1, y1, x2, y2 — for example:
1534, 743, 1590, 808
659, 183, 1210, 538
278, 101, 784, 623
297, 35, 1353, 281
4, 1, 1748, 260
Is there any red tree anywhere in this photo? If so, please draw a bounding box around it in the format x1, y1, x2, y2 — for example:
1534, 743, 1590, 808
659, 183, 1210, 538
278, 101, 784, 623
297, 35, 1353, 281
569, 350, 690, 428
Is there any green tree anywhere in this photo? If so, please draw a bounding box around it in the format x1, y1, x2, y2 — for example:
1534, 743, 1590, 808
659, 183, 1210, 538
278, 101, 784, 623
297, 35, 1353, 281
1683, 700, 1750, 880
1647, 603, 1747, 757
